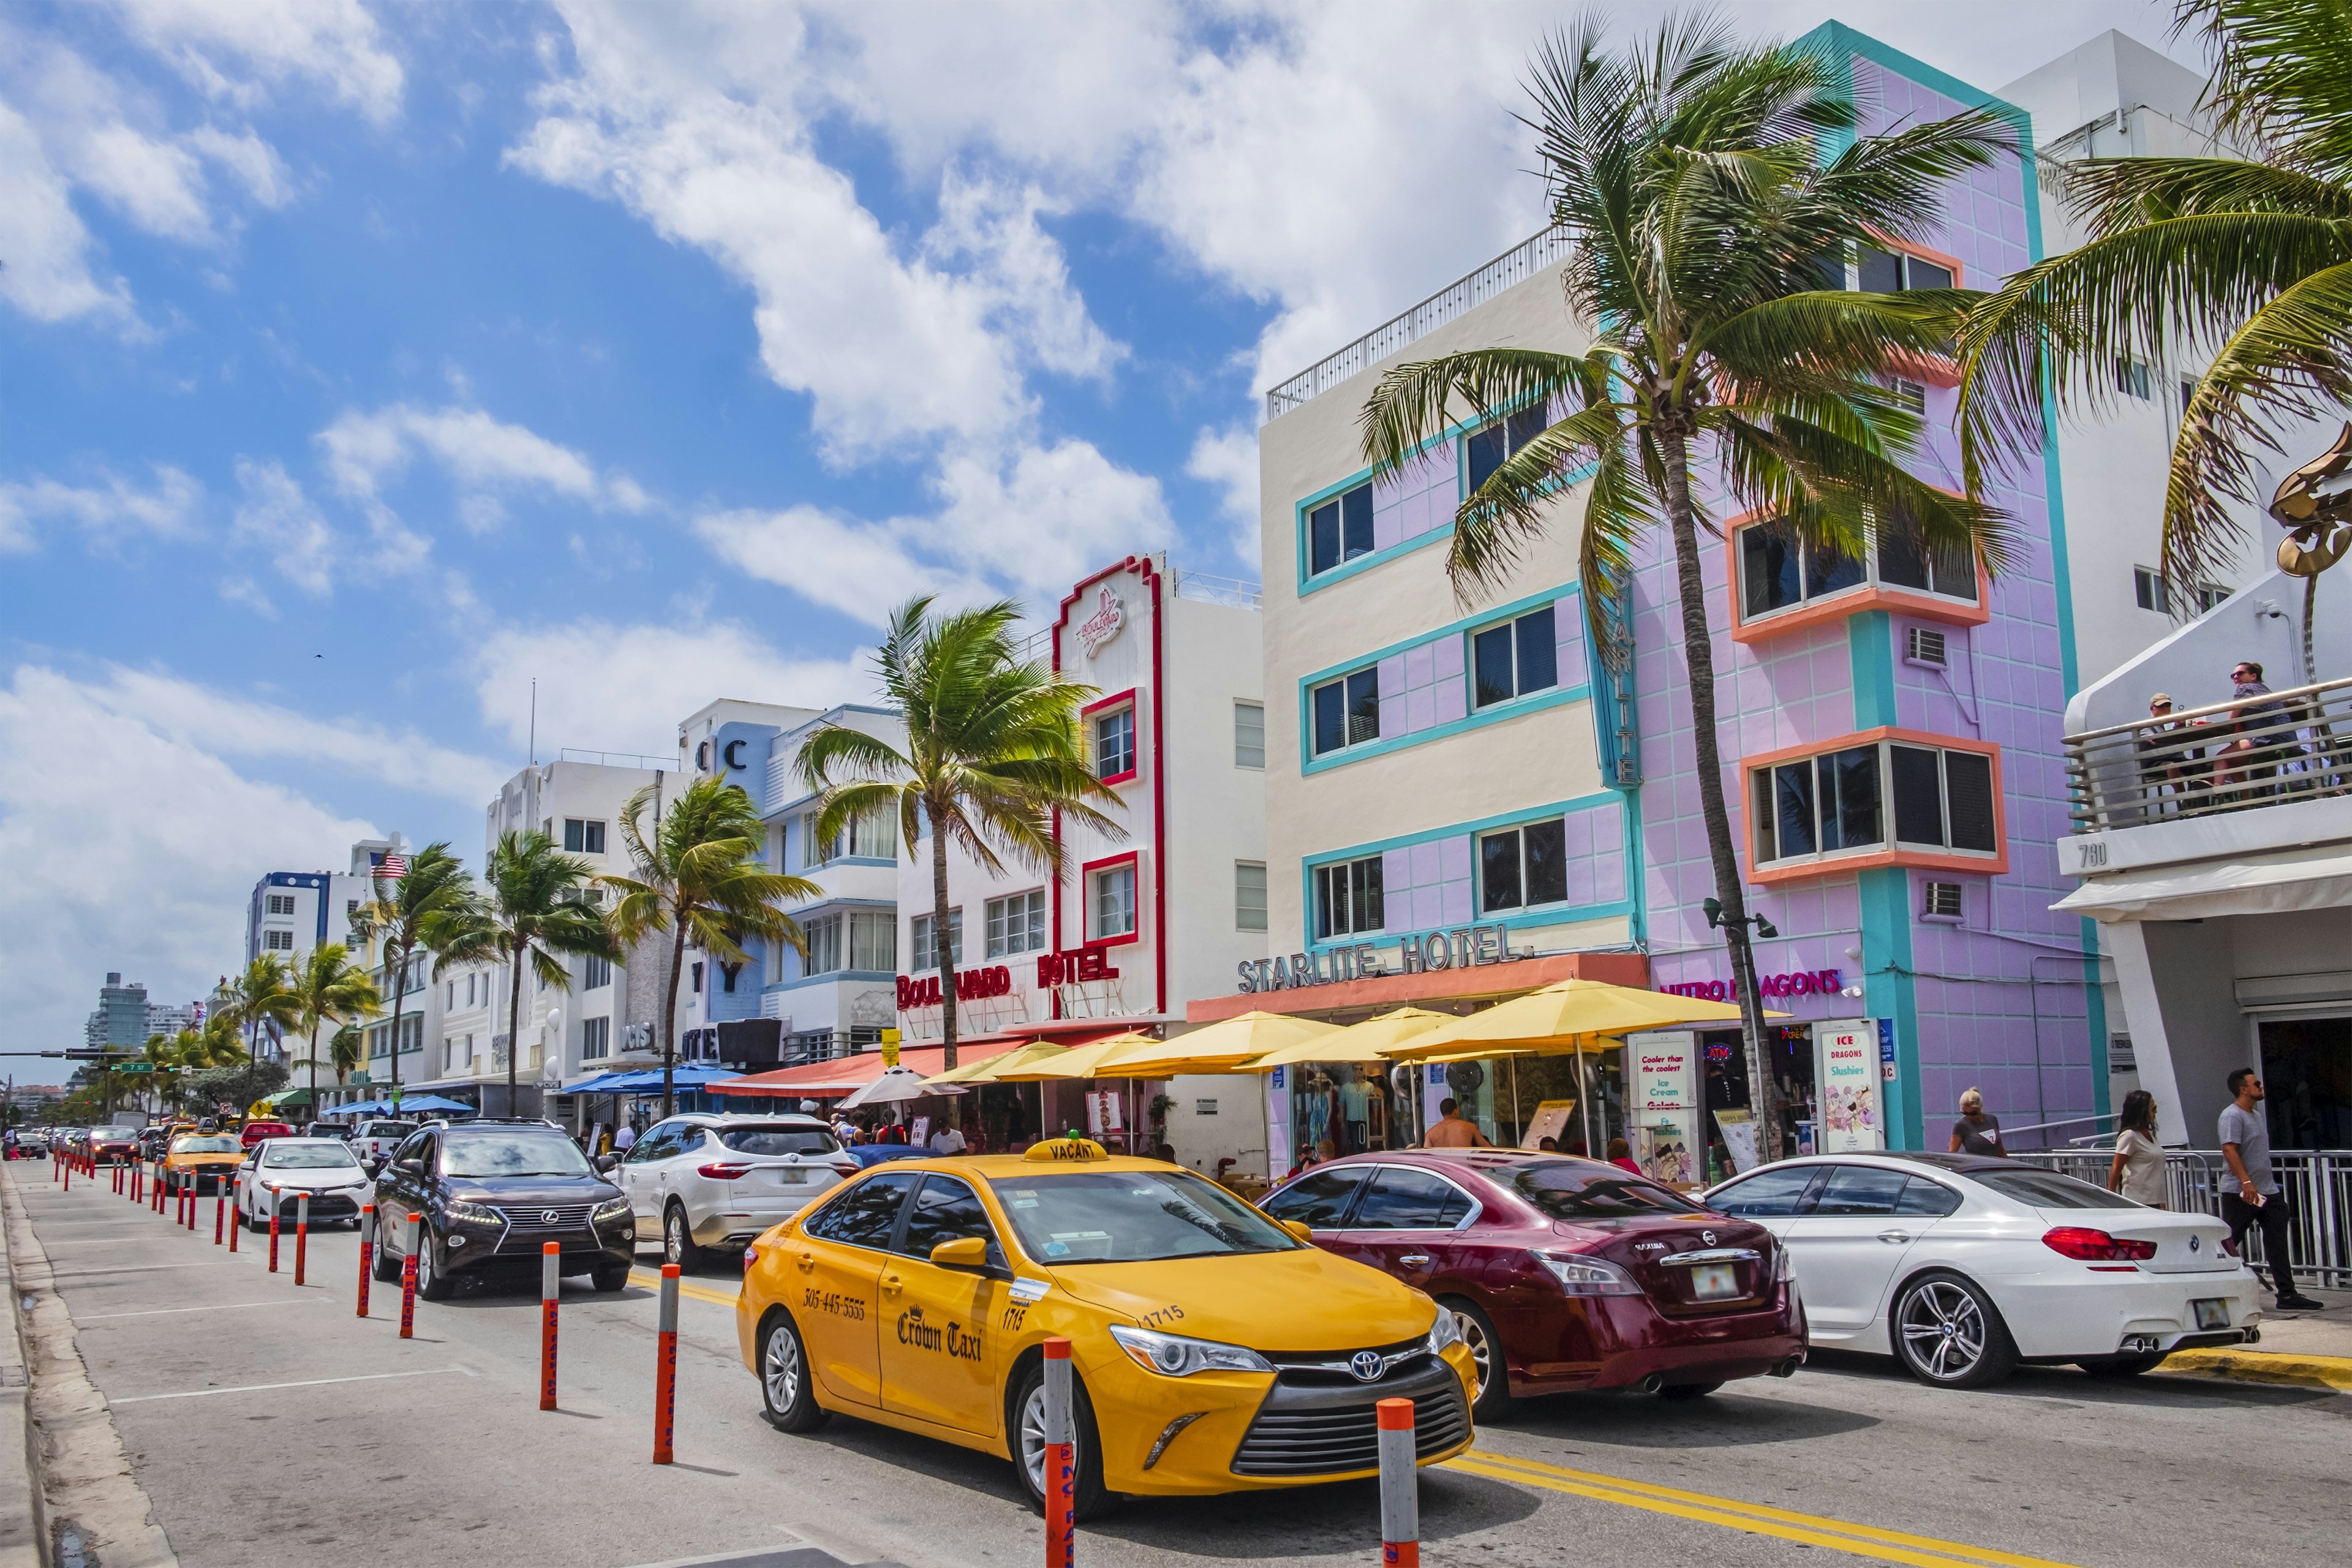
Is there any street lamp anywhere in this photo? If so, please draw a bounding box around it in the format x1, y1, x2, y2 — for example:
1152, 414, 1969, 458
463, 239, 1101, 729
1701, 897, 1777, 940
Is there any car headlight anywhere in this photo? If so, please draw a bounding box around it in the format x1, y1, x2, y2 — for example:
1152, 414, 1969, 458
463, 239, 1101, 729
1534, 1251, 1643, 1296
445, 1200, 502, 1227
1427, 1308, 1464, 1355
1107, 1324, 1275, 1378
591, 1197, 631, 1226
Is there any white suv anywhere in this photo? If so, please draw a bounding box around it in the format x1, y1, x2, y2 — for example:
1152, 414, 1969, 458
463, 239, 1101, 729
616, 1113, 858, 1269
349, 1120, 419, 1169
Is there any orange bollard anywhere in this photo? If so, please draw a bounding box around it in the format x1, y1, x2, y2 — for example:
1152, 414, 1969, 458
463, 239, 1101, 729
399, 1213, 420, 1338
214, 1185, 225, 1245
228, 1180, 241, 1253
61, 1157, 69, 1193
540, 1242, 560, 1411
356, 1205, 374, 1317
652, 1264, 680, 1462
267, 1188, 281, 1272
293, 1192, 309, 1285
1044, 1336, 1074, 1568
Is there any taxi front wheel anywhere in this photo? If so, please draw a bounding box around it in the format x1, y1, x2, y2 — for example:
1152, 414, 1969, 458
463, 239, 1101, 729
758, 1314, 829, 1433
1011, 1363, 1114, 1521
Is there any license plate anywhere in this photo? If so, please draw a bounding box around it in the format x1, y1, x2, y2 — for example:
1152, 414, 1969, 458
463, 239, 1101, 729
1689, 1262, 1740, 1300
773, 1169, 807, 1184
2192, 1298, 2230, 1330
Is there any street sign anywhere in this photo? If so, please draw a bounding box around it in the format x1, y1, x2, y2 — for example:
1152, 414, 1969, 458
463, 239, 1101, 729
113, 1063, 154, 1074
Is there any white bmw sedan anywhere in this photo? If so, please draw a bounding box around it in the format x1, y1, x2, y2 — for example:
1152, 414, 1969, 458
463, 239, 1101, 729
1704, 1151, 2261, 1387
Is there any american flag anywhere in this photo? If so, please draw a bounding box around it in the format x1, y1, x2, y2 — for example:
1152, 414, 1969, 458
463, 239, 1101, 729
375, 853, 408, 881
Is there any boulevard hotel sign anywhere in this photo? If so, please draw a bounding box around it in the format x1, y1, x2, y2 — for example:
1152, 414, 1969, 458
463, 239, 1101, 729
1237, 923, 1529, 993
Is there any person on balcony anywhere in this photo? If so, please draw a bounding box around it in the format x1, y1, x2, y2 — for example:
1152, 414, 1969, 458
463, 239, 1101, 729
2136, 693, 2198, 813
2215, 661, 2295, 801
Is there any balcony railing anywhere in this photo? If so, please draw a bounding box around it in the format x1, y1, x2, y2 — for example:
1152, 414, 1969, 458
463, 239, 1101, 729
2062, 673, 2352, 831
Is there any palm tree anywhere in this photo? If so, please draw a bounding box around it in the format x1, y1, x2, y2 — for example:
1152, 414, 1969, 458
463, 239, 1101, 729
603, 776, 818, 1116
1956, 0, 2352, 679
1357, 18, 2016, 1160
796, 596, 1121, 1071
219, 954, 301, 1082
442, 830, 617, 1117
330, 1024, 366, 1087
288, 943, 380, 1117
349, 842, 487, 1107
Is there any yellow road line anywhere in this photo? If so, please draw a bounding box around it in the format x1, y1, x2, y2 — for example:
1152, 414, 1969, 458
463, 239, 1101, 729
1448, 1450, 2084, 1568
627, 1267, 741, 1309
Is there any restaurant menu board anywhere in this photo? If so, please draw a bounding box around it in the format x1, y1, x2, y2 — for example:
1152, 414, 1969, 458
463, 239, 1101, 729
1714, 1108, 1760, 1173
1521, 1099, 1578, 1150
1630, 1033, 1699, 1187
1813, 1020, 1885, 1152
1085, 1090, 1124, 1139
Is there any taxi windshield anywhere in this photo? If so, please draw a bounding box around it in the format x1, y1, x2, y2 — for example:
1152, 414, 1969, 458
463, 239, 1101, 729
987, 1170, 1302, 1264
171, 1136, 241, 1154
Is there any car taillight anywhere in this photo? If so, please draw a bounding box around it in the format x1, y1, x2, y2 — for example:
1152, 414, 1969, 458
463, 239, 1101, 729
744, 1243, 760, 1272
2041, 1226, 2157, 1262
697, 1163, 753, 1180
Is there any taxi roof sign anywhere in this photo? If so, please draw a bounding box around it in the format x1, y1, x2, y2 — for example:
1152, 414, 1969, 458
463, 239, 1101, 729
1022, 1135, 1110, 1163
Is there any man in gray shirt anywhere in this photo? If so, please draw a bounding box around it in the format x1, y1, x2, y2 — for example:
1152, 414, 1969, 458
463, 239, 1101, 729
2220, 1068, 2323, 1310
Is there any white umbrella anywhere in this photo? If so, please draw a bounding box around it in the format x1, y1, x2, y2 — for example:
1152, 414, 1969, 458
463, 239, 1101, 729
839, 1066, 968, 1111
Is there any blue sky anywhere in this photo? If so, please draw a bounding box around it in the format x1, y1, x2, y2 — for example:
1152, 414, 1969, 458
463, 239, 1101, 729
0, 1, 2189, 1049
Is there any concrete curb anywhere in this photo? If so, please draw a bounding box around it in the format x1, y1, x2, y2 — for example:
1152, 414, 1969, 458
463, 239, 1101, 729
1, 1171, 44, 1568
1, 1170, 179, 1568
2163, 1347, 2352, 1392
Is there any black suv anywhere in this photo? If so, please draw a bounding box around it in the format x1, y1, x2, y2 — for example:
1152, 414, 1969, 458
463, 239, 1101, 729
371, 1120, 633, 1298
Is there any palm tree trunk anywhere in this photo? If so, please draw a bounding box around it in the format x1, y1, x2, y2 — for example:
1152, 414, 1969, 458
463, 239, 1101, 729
385, 940, 407, 1109
507, 941, 527, 1118
308, 1019, 322, 1117
660, 922, 687, 1120
1657, 424, 1784, 1165
931, 813, 959, 1071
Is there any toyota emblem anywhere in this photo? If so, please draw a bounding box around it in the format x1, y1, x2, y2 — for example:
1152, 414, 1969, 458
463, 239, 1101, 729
1349, 1351, 1384, 1383
1702, 1229, 1717, 1246
541, 1210, 559, 1225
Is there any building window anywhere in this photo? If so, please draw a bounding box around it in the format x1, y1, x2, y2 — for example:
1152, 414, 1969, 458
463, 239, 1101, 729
1751, 741, 1999, 867
986, 891, 1047, 958
911, 911, 963, 973
1464, 405, 1547, 492
563, 818, 606, 854
266, 894, 295, 916
1307, 482, 1374, 576
1479, 819, 1569, 912
1856, 246, 1954, 292
1471, 605, 1560, 708
346, 899, 360, 920
581, 1017, 610, 1060
1738, 516, 1977, 621
1235, 862, 1268, 932
2114, 357, 2154, 400
1310, 666, 1380, 756
848, 911, 895, 972
584, 954, 612, 990
1094, 705, 1136, 782
263, 929, 293, 951
2133, 566, 2225, 616
804, 914, 844, 976
1234, 701, 1265, 769
1087, 862, 1138, 941
1314, 854, 1384, 938
798, 807, 894, 866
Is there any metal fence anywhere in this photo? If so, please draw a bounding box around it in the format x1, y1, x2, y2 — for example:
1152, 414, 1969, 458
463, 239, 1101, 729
2062, 673, 2352, 831
2016, 1147, 2352, 1287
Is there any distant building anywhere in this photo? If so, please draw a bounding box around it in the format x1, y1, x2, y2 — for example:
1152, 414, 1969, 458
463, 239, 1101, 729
83, 973, 149, 1051
145, 1000, 200, 1038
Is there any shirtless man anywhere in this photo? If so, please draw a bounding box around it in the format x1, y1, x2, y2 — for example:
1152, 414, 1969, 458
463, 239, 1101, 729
1423, 1097, 1492, 1149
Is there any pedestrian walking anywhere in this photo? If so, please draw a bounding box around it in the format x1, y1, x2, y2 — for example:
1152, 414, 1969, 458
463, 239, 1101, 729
613, 1121, 637, 1155
1948, 1088, 2005, 1156
2220, 1069, 2326, 1311
2106, 1090, 2167, 1206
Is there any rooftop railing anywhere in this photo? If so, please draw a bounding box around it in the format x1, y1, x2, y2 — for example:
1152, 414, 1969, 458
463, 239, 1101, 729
558, 747, 674, 771
2062, 673, 2352, 832
1169, 567, 1264, 611
1263, 227, 1575, 422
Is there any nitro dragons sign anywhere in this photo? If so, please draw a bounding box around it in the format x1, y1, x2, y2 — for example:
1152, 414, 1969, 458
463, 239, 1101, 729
1077, 585, 1125, 657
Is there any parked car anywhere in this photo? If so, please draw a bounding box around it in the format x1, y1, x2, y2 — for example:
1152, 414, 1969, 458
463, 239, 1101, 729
615, 1112, 858, 1269
1262, 1149, 1803, 1414
163, 1133, 247, 1195
302, 1121, 350, 1140
371, 1120, 631, 1298
1702, 1151, 2261, 1387
90, 1127, 138, 1166
349, 1120, 418, 1169
235, 1137, 373, 1227
239, 1120, 295, 1150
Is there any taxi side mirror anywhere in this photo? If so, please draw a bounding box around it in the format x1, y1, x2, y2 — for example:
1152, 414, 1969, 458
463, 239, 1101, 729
1279, 1219, 1314, 1244
928, 1236, 990, 1272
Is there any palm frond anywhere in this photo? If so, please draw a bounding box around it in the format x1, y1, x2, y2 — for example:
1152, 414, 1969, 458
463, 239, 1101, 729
1357, 349, 1586, 480
2181, 0, 2352, 182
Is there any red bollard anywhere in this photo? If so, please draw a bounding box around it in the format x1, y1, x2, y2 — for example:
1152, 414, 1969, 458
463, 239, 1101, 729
399, 1213, 420, 1338
61, 1157, 69, 1193
214, 1185, 225, 1245
652, 1264, 680, 1462
228, 1180, 241, 1253
130, 1164, 140, 1205
293, 1192, 309, 1285
1377, 1398, 1419, 1568
1044, 1336, 1074, 1568
267, 1188, 281, 1272
356, 1204, 374, 1317
540, 1242, 560, 1411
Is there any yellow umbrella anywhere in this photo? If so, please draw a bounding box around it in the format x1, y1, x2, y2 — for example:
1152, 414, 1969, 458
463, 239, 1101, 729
1242, 1007, 1455, 1071
921, 1041, 1066, 1086
998, 1032, 1163, 1082
1077, 1011, 1343, 1078
1386, 977, 1771, 1060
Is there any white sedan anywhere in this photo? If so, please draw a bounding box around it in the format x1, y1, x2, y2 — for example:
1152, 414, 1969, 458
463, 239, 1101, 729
1704, 1151, 2261, 1387
235, 1138, 375, 1229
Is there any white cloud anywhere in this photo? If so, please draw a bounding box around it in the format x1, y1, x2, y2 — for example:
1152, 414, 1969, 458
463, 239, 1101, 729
183, 124, 294, 208
0, 661, 494, 1047
921, 439, 1174, 591
473, 618, 869, 756
230, 459, 339, 594
1186, 424, 1262, 565
694, 506, 972, 628
0, 464, 201, 551
99, 0, 404, 125
0, 99, 132, 325
314, 402, 646, 535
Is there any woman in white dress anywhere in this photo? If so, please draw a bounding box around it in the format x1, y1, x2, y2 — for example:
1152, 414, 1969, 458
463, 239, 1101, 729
2106, 1090, 2166, 1206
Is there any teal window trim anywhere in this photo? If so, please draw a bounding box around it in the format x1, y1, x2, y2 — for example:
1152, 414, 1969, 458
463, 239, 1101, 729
1298, 583, 1588, 775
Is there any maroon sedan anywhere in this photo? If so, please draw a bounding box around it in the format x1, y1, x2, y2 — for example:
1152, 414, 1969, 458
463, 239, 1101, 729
1262, 1150, 1804, 1415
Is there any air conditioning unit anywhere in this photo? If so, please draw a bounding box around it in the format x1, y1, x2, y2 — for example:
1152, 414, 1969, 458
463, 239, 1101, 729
1905, 626, 1947, 666
1921, 881, 1963, 919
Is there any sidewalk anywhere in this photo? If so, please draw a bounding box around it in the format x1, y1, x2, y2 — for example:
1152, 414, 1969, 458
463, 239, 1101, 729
0, 1171, 42, 1568
2165, 1285, 2352, 1390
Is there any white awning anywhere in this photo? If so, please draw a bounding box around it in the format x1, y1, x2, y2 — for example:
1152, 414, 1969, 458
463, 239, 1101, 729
2054, 845, 2352, 922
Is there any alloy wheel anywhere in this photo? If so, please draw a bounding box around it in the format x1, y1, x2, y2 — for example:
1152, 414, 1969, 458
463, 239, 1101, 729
666, 1210, 685, 1265
1019, 1383, 1050, 1494
763, 1324, 802, 1414
1899, 1279, 1986, 1380
417, 1235, 436, 1296
1455, 1308, 1492, 1400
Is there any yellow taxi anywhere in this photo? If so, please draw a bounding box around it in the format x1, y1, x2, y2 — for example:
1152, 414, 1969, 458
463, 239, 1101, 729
736, 1138, 1476, 1517
162, 1133, 247, 1196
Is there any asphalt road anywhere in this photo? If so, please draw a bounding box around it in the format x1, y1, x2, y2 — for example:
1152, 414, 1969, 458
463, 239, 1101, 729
10, 1167, 2348, 1568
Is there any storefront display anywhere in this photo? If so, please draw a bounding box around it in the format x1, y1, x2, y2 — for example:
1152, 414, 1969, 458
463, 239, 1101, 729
1812, 1020, 1885, 1152
1629, 1033, 1699, 1188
